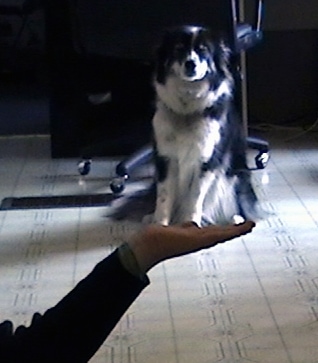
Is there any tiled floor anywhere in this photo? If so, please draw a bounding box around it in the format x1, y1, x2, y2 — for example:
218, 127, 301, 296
0, 131, 318, 363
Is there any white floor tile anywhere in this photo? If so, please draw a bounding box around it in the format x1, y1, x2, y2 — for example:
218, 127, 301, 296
0, 132, 317, 362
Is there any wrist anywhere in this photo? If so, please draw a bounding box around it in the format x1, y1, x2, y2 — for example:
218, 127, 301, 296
117, 242, 149, 281
130, 232, 165, 273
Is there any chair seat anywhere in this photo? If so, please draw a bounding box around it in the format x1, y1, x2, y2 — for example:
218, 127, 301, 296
235, 23, 262, 52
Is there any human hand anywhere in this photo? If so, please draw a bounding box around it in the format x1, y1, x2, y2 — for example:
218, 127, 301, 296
129, 221, 256, 273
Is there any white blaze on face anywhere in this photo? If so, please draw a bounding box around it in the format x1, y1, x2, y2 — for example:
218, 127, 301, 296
186, 51, 209, 80
172, 50, 210, 81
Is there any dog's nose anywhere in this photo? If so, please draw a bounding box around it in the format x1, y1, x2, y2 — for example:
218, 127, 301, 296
184, 60, 196, 76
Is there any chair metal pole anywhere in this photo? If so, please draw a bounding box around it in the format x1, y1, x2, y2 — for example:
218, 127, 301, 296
256, 0, 264, 32
238, 0, 249, 137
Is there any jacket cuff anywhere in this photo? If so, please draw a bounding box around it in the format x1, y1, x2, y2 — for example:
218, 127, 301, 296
117, 243, 149, 282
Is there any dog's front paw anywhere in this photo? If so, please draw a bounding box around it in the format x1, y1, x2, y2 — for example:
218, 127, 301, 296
183, 213, 202, 228
153, 208, 170, 225
143, 213, 170, 226
142, 214, 167, 225
232, 214, 245, 225
142, 214, 154, 225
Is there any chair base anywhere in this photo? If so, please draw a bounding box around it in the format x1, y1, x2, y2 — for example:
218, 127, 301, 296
75, 136, 269, 194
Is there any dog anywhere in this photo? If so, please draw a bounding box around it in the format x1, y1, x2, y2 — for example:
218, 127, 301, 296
151, 25, 263, 226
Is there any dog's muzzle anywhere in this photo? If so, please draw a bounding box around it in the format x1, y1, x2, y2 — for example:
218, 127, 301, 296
184, 59, 197, 77
179, 52, 210, 81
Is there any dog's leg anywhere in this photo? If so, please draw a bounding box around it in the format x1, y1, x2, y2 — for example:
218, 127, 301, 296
179, 169, 216, 226
168, 159, 215, 226
153, 156, 177, 225
193, 173, 216, 225
153, 182, 172, 225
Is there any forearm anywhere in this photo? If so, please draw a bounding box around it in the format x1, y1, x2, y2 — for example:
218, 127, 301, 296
0, 249, 149, 363
0, 221, 256, 363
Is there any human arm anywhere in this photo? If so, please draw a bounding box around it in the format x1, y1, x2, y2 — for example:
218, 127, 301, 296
0, 250, 148, 363
0, 221, 255, 363
129, 221, 256, 274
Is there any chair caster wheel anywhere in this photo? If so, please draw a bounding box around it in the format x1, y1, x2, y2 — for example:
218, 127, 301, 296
255, 152, 269, 169
78, 160, 92, 175
110, 177, 126, 194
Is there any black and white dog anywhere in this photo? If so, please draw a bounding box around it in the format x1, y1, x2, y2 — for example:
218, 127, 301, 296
152, 25, 262, 226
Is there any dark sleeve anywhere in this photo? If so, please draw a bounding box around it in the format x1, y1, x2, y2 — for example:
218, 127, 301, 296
0, 249, 149, 363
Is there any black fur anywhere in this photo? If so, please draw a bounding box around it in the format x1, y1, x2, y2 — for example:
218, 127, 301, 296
108, 26, 264, 226
151, 25, 263, 225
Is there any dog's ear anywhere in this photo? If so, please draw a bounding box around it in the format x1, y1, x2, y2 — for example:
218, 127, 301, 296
202, 29, 232, 70
213, 40, 233, 79
154, 43, 168, 84
154, 32, 173, 85
217, 40, 232, 67
154, 27, 181, 84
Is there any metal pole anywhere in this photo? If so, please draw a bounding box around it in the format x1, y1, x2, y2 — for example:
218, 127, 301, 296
238, 0, 249, 137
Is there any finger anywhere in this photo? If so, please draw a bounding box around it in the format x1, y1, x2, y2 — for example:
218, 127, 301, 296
234, 221, 255, 233
222, 221, 256, 239
199, 221, 255, 244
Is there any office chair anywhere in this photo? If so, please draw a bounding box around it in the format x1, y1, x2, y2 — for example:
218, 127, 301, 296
75, 0, 269, 193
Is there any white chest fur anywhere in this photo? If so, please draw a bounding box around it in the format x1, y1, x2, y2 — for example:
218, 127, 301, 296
155, 77, 231, 116
152, 104, 224, 225
152, 74, 231, 225
153, 104, 221, 164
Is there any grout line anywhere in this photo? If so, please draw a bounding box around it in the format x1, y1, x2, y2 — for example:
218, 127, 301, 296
270, 157, 318, 229
242, 238, 294, 363
162, 262, 180, 363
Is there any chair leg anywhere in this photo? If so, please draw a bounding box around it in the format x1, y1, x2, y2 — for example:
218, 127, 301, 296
246, 136, 270, 169
110, 145, 153, 194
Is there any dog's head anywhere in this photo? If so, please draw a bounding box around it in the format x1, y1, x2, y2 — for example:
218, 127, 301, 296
155, 25, 232, 85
